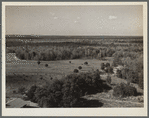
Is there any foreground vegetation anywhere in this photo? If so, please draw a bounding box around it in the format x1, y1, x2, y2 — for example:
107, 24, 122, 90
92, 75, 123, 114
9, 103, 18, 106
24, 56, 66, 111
15, 69, 141, 108
25, 70, 109, 107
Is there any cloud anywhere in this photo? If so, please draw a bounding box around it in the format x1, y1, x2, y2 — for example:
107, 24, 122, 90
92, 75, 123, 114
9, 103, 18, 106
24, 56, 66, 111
109, 15, 117, 20
77, 17, 80, 19
54, 17, 58, 19
50, 12, 55, 16
74, 20, 78, 23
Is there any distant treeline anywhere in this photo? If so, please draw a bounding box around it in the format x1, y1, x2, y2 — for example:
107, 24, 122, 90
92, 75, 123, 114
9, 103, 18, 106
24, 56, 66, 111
6, 35, 143, 39
6, 40, 142, 47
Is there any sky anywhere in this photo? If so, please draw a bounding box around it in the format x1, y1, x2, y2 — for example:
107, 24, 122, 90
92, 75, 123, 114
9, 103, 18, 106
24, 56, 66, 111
5, 5, 143, 36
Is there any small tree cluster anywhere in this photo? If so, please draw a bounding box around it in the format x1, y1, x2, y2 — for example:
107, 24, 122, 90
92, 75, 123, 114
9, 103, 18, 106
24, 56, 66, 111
101, 63, 105, 70
106, 76, 111, 85
84, 62, 88, 65
18, 86, 26, 94
26, 70, 111, 107
101, 63, 113, 74
78, 66, 82, 70
74, 69, 79, 73
45, 64, 48, 67
116, 69, 122, 78
26, 85, 38, 102
113, 83, 137, 97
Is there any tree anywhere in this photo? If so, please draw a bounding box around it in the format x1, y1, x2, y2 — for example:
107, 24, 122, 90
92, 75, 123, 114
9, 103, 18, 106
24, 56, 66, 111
101, 63, 105, 70
105, 63, 110, 67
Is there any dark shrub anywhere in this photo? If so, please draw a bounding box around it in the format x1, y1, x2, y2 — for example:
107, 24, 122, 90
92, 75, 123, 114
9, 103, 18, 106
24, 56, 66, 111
69, 61, 71, 63
74, 69, 79, 73
37, 61, 40, 65
84, 62, 88, 65
45, 64, 48, 67
32, 52, 36, 57
78, 66, 82, 70
112, 56, 123, 67
127, 70, 138, 83
121, 68, 129, 79
62, 80, 82, 107
117, 69, 122, 78
138, 70, 143, 89
113, 85, 122, 97
113, 83, 137, 97
106, 76, 111, 84
104, 67, 108, 73
127, 80, 131, 85
101, 63, 105, 70
107, 66, 113, 74
61, 71, 104, 107
18, 86, 26, 94
106, 49, 115, 57
34, 87, 48, 106
26, 85, 38, 102
13, 90, 16, 94
105, 63, 110, 67
34, 78, 64, 107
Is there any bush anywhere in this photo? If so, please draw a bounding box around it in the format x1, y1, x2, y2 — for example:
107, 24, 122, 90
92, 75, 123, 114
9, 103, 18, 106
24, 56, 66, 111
84, 62, 88, 65
117, 69, 122, 78
138, 70, 143, 89
101, 63, 105, 70
105, 63, 110, 67
34, 79, 64, 107
78, 66, 82, 70
106, 76, 111, 84
104, 67, 108, 73
13, 90, 17, 94
18, 86, 26, 94
126, 70, 139, 83
61, 71, 102, 107
104, 66, 113, 73
107, 66, 113, 74
62, 78, 82, 107
45, 64, 48, 67
113, 83, 137, 97
112, 56, 123, 67
74, 69, 79, 73
106, 49, 115, 57
69, 61, 71, 63
26, 85, 38, 102
37, 61, 40, 65
121, 68, 129, 79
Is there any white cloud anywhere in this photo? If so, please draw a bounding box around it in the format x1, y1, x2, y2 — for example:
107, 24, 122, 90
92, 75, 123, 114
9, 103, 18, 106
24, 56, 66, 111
77, 17, 80, 19
54, 17, 58, 19
50, 12, 55, 16
109, 15, 117, 20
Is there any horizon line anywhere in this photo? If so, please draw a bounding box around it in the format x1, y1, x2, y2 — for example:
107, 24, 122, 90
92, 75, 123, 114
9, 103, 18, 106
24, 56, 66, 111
6, 34, 143, 37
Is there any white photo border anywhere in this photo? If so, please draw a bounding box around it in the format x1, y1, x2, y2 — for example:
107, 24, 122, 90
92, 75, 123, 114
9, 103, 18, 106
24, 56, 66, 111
2, 2, 148, 116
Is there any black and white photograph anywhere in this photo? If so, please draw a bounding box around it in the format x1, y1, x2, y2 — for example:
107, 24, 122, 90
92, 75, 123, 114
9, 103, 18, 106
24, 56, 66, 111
2, 2, 148, 116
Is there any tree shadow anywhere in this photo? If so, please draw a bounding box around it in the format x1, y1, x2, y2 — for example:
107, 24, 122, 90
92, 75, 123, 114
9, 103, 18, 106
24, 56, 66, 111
74, 98, 104, 107
82, 84, 112, 97
135, 92, 143, 96
111, 83, 116, 86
